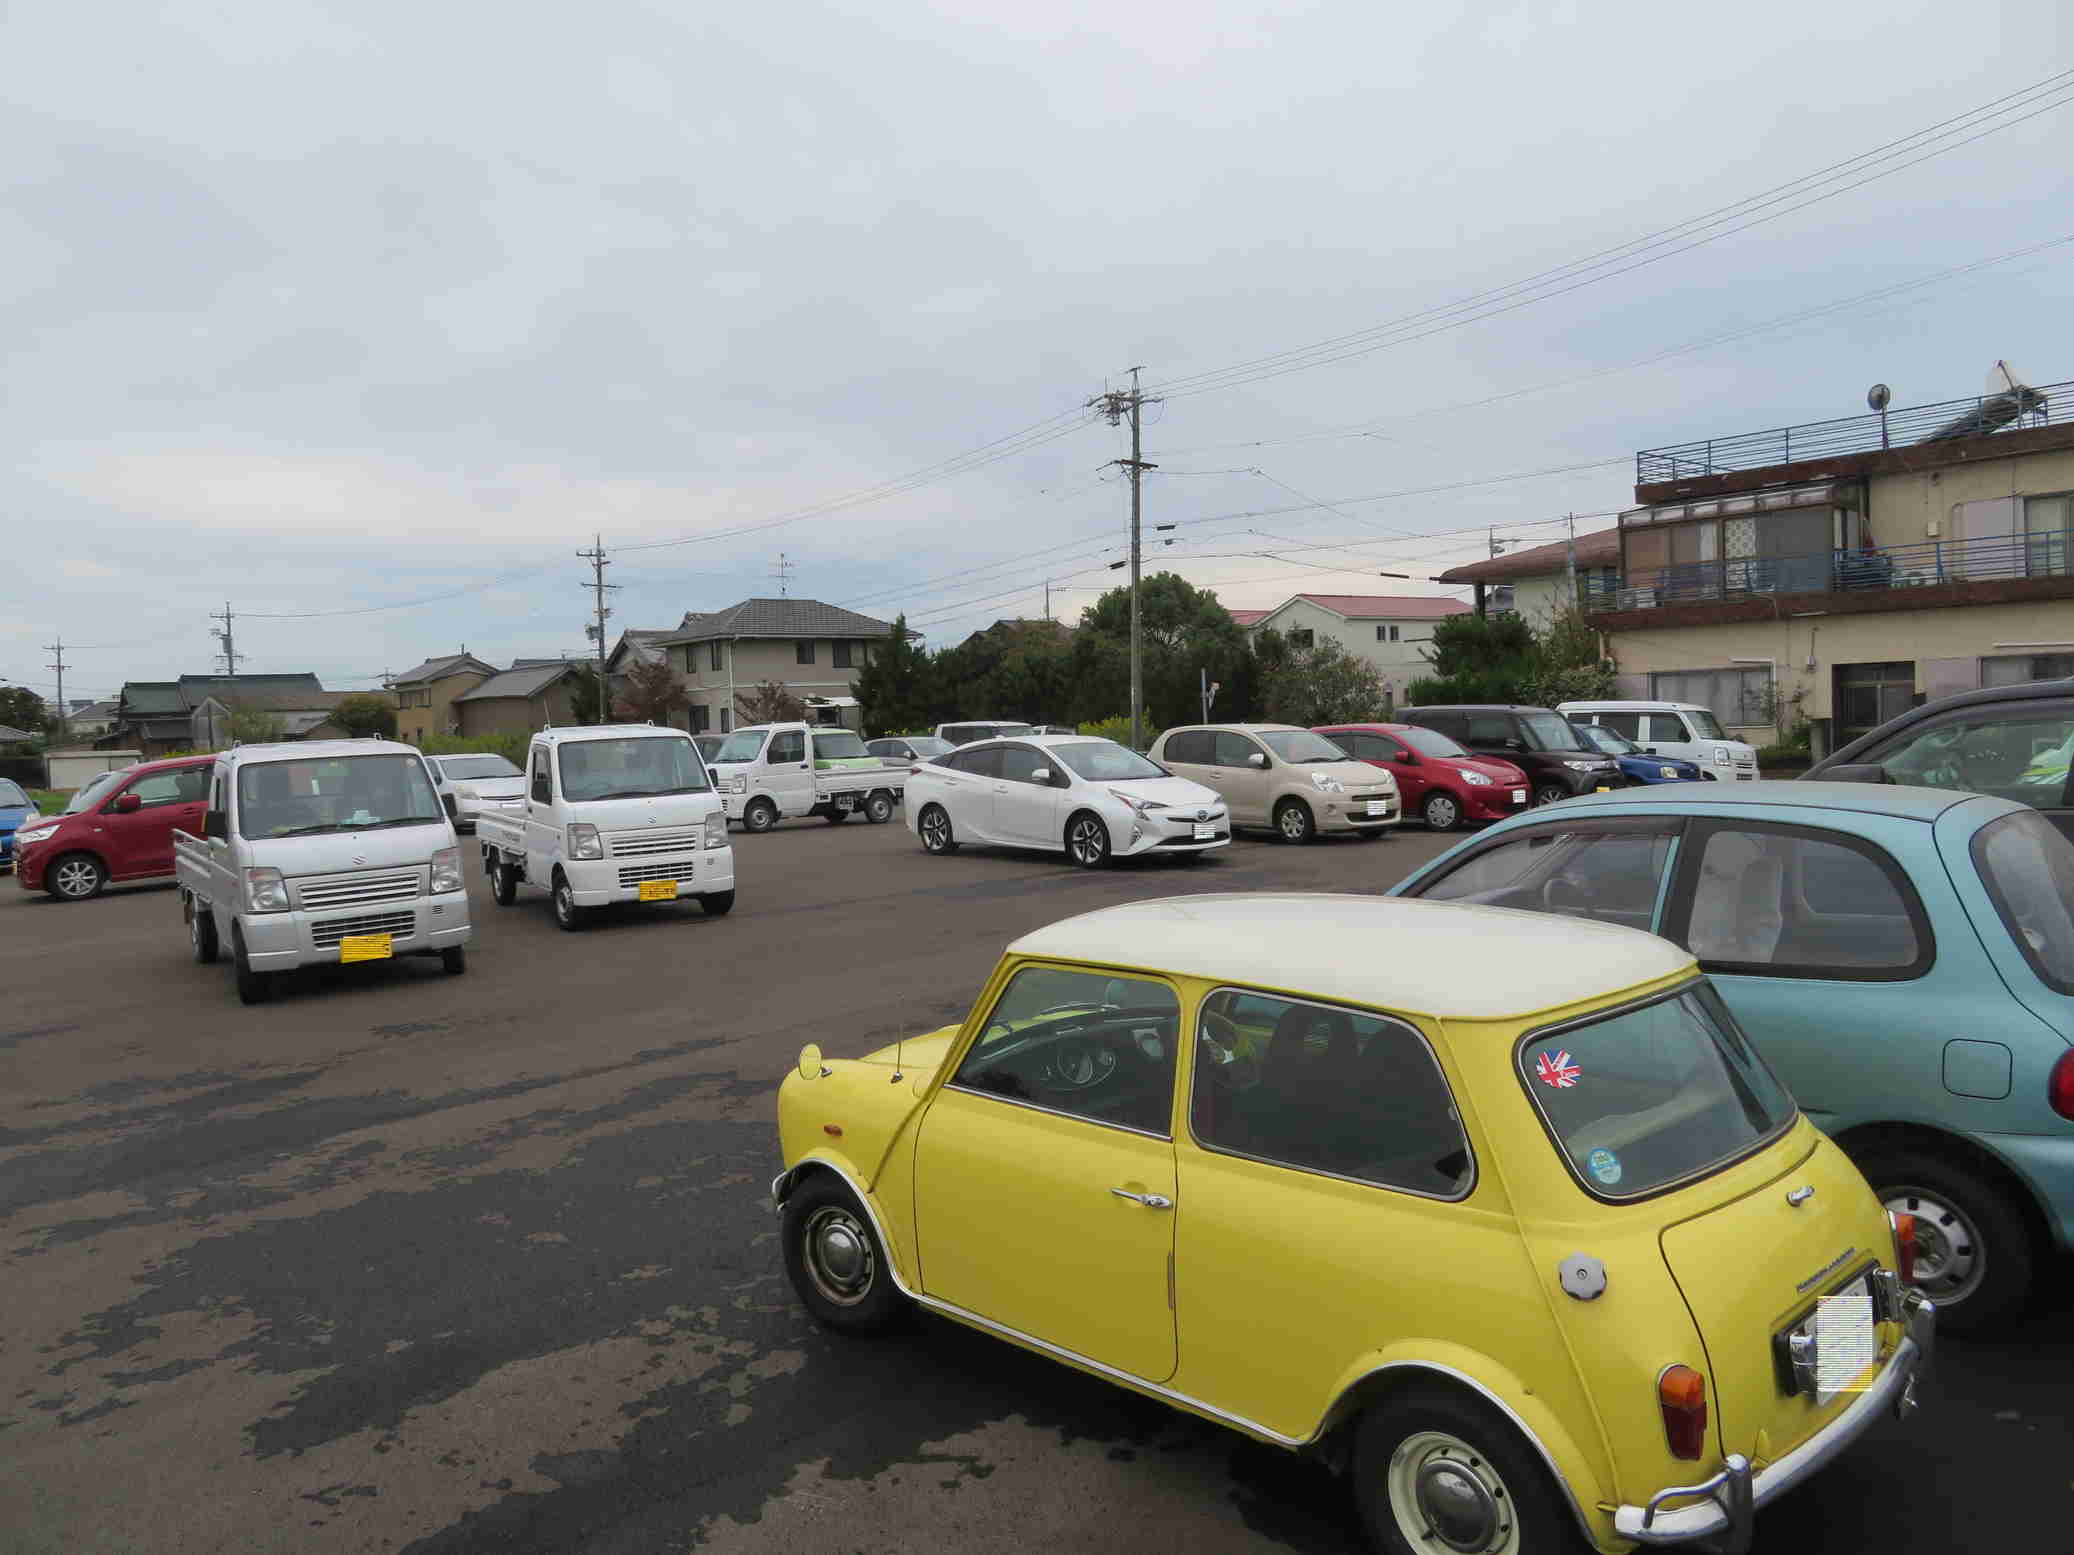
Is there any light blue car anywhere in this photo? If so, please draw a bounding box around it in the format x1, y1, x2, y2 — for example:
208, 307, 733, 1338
1391, 781, 2074, 1332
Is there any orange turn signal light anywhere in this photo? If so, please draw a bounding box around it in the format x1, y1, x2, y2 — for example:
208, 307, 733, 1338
1658, 1364, 1708, 1460
1890, 1210, 1917, 1285
822, 1123, 844, 1137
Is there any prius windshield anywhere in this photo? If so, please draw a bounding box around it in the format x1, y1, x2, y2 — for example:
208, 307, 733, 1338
237, 755, 444, 838
558, 737, 710, 801
1053, 741, 1167, 781
1522, 982, 1795, 1200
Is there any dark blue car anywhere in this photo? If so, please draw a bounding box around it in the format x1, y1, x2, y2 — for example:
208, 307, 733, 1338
1572, 720, 1706, 784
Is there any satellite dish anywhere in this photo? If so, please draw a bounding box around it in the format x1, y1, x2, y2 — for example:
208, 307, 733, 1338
1866, 383, 1891, 412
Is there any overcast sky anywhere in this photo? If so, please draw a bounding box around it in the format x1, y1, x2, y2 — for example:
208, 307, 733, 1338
4, 1, 2070, 707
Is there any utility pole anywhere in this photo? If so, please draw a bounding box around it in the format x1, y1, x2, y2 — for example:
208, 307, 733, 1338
1089, 368, 1160, 750
1043, 579, 1051, 623
43, 636, 69, 745
1565, 512, 1578, 605
209, 602, 238, 678
578, 535, 618, 725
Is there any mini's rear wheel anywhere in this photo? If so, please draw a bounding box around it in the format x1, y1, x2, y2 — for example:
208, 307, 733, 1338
781, 1174, 908, 1334
1353, 1386, 1582, 1555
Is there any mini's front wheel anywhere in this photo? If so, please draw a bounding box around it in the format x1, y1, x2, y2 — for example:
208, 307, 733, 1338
781, 1175, 908, 1334
1274, 799, 1316, 845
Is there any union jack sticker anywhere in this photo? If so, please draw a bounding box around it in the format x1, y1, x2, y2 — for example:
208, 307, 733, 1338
1536, 1049, 1582, 1089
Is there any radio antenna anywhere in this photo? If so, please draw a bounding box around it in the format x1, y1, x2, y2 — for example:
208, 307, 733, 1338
891, 1035, 904, 1084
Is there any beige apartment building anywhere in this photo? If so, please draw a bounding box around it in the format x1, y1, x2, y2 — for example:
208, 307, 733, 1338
1446, 372, 2074, 753
613, 598, 897, 734
389, 652, 497, 744
1243, 594, 1472, 711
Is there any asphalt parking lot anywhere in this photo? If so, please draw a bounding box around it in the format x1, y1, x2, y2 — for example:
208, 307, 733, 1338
2, 815, 2067, 1554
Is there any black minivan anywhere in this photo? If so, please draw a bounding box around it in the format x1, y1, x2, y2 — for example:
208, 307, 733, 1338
1400, 704, 1621, 806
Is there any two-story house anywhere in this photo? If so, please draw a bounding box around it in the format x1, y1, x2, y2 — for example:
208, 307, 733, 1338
1243, 594, 1473, 711
388, 652, 498, 744
630, 598, 898, 733
1567, 371, 2073, 752
1434, 529, 1621, 623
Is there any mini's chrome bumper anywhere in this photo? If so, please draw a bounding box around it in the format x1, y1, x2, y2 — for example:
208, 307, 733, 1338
1614, 1285, 1933, 1552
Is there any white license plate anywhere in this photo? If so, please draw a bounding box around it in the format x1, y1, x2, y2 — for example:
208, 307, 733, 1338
1812, 1279, 1878, 1403
1192, 823, 1214, 840
1365, 801, 1388, 817
1511, 789, 1527, 804
836, 794, 856, 809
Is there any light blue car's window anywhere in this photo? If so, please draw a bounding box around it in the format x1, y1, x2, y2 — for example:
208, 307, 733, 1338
1414, 821, 1678, 932
1973, 810, 2074, 994
1683, 825, 1925, 976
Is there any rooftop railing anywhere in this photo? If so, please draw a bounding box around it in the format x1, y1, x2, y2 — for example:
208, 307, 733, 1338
1636, 381, 2062, 487
1582, 526, 2074, 611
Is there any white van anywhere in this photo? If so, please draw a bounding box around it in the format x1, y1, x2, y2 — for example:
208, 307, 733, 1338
1556, 700, 1758, 782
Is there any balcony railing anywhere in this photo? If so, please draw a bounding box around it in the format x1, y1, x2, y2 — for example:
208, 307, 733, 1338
1582, 527, 2074, 611
1636, 381, 2062, 487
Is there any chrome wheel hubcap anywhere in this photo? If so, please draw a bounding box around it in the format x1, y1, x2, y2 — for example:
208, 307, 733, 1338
1071, 820, 1104, 862
1883, 1187, 1983, 1305
802, 1206, 873, 1306
1280, 807, 1305, 839
922, 810, 949, 849
1428, 797, 1458, 828
56, 862, 96, 896
1389, 1430, 1517, 1555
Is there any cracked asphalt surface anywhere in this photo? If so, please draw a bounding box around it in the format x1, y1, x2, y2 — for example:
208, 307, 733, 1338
3, 816, 2066, 1552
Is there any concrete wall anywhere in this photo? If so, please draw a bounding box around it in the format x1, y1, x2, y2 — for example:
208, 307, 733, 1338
47, 750, 139, 789
396, 669, 492, 745
1864, 445, 2074, 548
669, 638, 874, 731
1248, 600, 1466, 706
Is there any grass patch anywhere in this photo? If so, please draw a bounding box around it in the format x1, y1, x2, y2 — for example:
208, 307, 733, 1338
27, 789, 72, 812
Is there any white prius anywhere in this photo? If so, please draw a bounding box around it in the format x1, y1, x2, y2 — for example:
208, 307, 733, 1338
904, 735, 1229, 867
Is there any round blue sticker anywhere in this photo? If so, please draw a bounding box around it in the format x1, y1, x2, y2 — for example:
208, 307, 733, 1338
1587, 1148, 1623, 1186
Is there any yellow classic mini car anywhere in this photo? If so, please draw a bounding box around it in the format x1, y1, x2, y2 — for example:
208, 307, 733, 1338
772, 895, 1934, 1554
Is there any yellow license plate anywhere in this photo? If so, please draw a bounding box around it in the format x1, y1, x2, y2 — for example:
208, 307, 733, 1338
637, 879, 677, 902
339, 933, 392, 962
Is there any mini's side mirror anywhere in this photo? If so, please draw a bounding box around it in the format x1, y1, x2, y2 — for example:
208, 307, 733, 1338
1821, 763, 1891, 785
203, 811, 225, 840
111, 793, 142, 814
1248, 752, 1268, 768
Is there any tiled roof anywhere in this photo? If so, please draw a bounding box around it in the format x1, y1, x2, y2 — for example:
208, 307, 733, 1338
1226, 608, 1270, 626
0, 723, 37, 743
178, 673, 327, 699
69, 701, 119, 720
391, 652, 497, 686
658, 598, 894, 644
119, 681, 188, 714
190, 690, 346, 713
1435, 528, 1620, 584
456, 663, 581, 702
1258, 594, 1473, 622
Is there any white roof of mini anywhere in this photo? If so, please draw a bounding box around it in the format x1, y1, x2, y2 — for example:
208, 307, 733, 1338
1008, 894, 1695, 1020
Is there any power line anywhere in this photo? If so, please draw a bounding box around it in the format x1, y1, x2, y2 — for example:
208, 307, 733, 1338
1150, 69, 2074, 401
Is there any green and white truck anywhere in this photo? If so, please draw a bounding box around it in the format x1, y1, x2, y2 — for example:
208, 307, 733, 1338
709, 723, 904, 832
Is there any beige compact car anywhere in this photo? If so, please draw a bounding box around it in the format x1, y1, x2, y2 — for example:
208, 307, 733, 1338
1150, 724, 1399, 842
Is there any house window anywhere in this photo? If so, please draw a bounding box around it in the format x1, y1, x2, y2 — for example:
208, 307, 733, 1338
833, 640, 853, 669
690, 704, 710, 733
720, 707, 733, 733
2024, 492, 2072, 576
1289, 628, 1315, 649
1982, 653, 2074, 687
709, 640, 724, 671
796, 640, 816, 665
1374, 624, 1400, 643
1647, 667, 1770, 728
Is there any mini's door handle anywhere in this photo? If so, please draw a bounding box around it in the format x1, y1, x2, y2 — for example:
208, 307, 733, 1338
1111, 1188, 1173, 1210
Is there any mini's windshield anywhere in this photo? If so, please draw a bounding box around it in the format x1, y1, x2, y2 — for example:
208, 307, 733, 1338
1576, 724, 1636, 756
1972, 810, 2074, 994
714, 731, 766, 764
0, 779, 28, 807
1053, 741, 1167, 781
1398, 726, 1469, 758
1683, 710, 1727, 739
1520, 712, 1590, 752
812, 730, 870, 760
439, 756, 522, 781
558, 737, 710, 801
1522, 982, 1795, 1200
237, 755, 444, 839
1260, 730, 1350, 764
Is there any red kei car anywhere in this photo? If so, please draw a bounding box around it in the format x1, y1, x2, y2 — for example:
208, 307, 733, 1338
1312, 722, 1531, 831
13, 755, 213, 900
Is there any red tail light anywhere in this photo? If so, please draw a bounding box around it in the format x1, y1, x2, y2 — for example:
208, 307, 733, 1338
1658, 1365, 1708, 1460
2049, 1048, 2074, 1123
1891, 1210, 1917, 1285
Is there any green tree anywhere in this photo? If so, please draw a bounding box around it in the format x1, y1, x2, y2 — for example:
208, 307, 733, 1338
225, 703, 285, 744
1255, 631, 1389, 725
1069, 574, 1255, 729
735, 680, 806, 723
567, 665, 606, 724
333, 692, 398, 738
614, 658, 686, 726
853, 617, 935, 734
0, 687, 49, 735
1403, 605, 1615, 708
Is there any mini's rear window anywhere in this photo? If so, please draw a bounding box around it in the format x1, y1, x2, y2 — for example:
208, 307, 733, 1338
1519, 981, 1796, 1200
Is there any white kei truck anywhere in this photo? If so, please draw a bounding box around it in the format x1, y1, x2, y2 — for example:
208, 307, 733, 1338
174, 739, 473, 1005
473, 724, 735, 930
708, 723, 905, 833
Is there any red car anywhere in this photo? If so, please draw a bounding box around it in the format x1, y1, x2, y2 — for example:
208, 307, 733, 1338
1313, 722, 1530, 831
13, 755, 213, 900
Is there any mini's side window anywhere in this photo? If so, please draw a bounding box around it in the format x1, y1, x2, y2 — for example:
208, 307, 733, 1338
530, 752, 552, 803
950, 964, 1181, 1135
1192, 989, 1470, 1198
1667, 822, 1931, 979
1409, 819, 1681, 933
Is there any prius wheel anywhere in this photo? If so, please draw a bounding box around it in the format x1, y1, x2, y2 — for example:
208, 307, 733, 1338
1864, 1152, 2033, 1330
48, 853, 106, 900
1274, 799, 1316, 845
743, 798, 779, 833
781, 1175, 907, 1334
918, 804, 957, 855
1422, 792, 1463, 831
1066, 811, 1112, 868
1355, 1388, 1579, 1555
864, 791, 895, 824
188, 897, 220, 964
